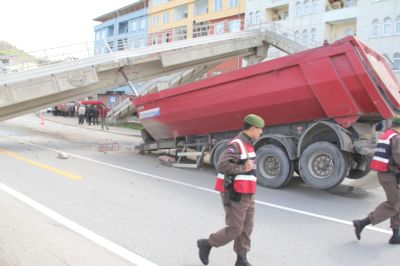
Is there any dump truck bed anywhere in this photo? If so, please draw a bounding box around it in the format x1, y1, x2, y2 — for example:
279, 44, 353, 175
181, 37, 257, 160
134, 36, 400, 141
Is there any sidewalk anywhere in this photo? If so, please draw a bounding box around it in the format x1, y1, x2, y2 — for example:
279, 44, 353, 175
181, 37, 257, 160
42, 113, 141, 137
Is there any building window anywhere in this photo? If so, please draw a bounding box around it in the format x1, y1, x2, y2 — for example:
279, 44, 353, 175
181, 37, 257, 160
174, 27, 187, 41
393, 53, 400, 70
151, 34, 160, 45
175, 4, 188, 20
304, 0, 311, 15
95, 31, 101, 40
255, 11, 261, 24
371, 19, 379, 37
311, 28, 317, 44
295, 2, 302, 17
229, 20, 241, 32
119, 21, 129, 34
396, 16, 400, 34
163, 12, 169, 24
394, 53, 400, 70
163, 33, 170, 43
214, 0, 222, 11
153, 15, 159, 27
107, 26, 114, 37
295, 31, 300, 42
140, 19, 146, 29
383, 17, 392, 36
249, 12, 253, 25
229, 0, 239, 8
132, 21, 138, 32
215, 22, 225, 34
302, 29, 308, 45
194, 0, 208, 16
312, 0, 319, 13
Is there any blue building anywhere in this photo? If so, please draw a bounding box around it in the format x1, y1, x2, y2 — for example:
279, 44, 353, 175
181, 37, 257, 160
93, 0, 149, 94
93, 0, 149, 55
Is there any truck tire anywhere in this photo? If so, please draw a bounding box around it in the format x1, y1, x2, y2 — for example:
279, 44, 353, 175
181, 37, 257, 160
256, 145, 294, 188
299, 142, 349, 190
211, 141, 228, 171
347, 155, 371, 179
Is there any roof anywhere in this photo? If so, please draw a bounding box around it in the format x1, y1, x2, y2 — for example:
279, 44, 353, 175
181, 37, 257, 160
79, 100, 104, 105
93, 0, 149, 22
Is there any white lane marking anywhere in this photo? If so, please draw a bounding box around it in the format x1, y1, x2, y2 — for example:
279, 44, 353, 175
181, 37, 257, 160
0, 182, 158, 266
12, 138, 393, 236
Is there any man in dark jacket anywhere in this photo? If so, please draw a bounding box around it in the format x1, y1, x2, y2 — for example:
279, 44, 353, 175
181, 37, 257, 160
353, 117, 400, 244
197, 114, 265, 266
92, 106, 100, 126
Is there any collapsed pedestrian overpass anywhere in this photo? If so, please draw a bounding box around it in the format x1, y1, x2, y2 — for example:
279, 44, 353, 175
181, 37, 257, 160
0, 25, 306, 121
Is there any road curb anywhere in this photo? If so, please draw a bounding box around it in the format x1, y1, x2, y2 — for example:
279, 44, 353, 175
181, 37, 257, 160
42, 115, 141, 137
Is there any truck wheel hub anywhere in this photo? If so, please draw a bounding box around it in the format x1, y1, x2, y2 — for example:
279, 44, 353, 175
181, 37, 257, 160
310, 154, 334, 178
265, 156, 280, 177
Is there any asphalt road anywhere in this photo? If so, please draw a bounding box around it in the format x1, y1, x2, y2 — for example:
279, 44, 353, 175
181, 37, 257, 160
0, 114, 398, 266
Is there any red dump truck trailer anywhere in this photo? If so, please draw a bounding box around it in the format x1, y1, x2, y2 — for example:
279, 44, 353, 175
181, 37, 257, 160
133, 36, 400, 190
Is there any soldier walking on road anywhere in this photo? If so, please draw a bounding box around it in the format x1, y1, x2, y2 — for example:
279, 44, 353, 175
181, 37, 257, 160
353, 117, 400, 244
197, 114, 265, 266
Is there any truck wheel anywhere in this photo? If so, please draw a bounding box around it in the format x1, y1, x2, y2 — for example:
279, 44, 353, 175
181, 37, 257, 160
299, 142, 349, 189
211, 141, 228, 171
347, 155, 371, 179
256, 145, 294, 188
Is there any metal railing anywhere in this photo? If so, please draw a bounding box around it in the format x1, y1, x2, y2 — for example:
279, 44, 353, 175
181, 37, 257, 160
107, 96, 133, 118
0, 19, 316, 75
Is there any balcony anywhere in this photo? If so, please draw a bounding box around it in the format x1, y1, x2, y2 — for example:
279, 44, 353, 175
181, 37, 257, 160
324, 1, 358, 24
265, 5, 289, 23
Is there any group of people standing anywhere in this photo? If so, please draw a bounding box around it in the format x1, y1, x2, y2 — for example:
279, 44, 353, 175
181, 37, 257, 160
77, 104, 110, 130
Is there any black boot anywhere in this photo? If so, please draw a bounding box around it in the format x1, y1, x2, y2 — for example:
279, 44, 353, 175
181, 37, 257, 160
235, 254, 252, 266
352, 217, 371, 240
389, 228, 400, 244
197, 239, 211, 265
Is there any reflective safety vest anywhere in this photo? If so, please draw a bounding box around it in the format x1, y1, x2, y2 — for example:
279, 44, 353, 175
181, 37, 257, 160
370, 129, 398, 172
214, 138, 257, 194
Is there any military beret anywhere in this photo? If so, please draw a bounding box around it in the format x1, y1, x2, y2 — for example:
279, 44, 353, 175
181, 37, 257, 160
392, 117, 400, 127
244, 114, 265, 128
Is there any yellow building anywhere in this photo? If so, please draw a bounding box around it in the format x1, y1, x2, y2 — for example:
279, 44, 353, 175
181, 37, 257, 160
148, 0, 246, 43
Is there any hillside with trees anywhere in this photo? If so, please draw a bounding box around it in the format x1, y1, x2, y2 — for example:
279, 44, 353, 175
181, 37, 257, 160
0, 40, 36, 61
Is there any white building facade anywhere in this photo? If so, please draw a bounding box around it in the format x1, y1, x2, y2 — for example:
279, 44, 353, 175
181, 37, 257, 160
245, 0, 400, 77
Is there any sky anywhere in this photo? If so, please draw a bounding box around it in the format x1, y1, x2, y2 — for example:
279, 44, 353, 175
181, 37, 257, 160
0, 0, 137, 52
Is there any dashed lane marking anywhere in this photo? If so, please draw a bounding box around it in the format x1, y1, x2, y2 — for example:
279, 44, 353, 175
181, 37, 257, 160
0, 148, 82, 180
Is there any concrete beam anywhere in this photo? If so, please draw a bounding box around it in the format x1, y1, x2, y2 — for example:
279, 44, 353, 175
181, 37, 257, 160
0, 30, 306, 121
